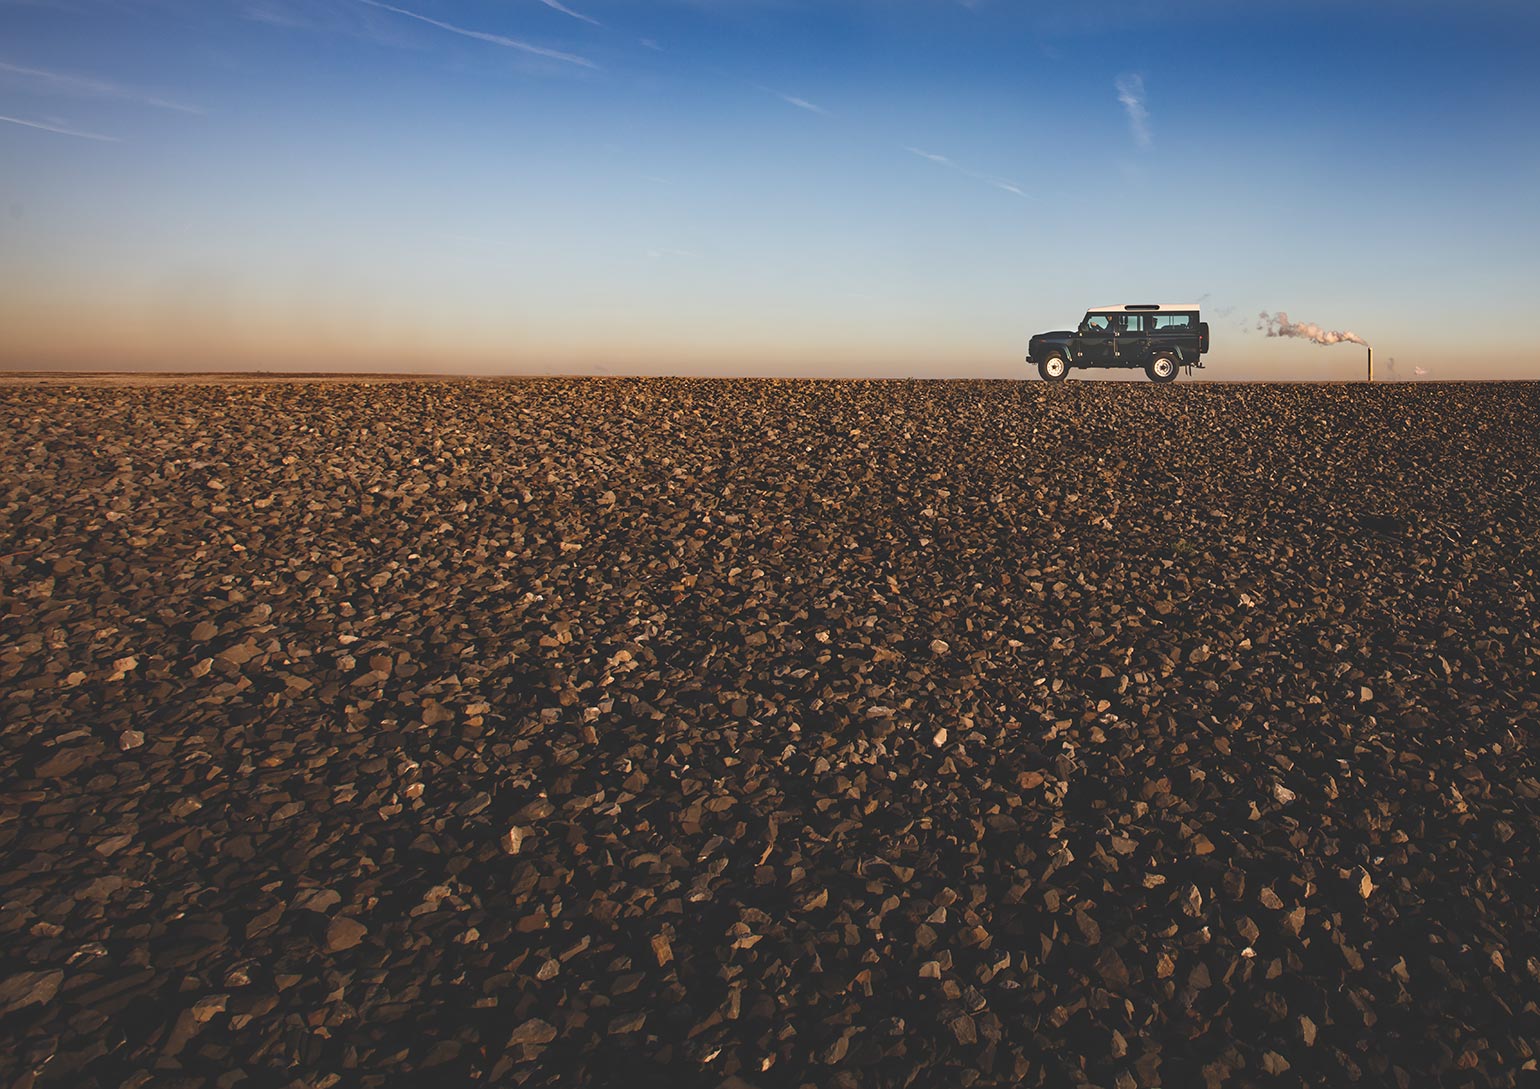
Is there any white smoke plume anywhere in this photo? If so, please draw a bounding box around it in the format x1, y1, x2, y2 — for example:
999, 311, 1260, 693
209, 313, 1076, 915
1257, 311, 1368, 347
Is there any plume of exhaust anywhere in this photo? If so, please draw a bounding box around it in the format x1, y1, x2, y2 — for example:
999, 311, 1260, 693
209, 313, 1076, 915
1257, 311, 1368, 347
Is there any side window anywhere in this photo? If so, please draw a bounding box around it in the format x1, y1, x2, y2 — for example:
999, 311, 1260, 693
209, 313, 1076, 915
1153, 313, 1193, 331
1084, 314, 1111, 332
1118, 314, 1147, 334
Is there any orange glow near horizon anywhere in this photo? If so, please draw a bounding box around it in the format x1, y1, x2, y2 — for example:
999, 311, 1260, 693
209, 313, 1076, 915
2, 291, 1531, 381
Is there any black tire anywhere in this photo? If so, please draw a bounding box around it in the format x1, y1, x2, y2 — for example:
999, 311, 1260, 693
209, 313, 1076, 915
1145, 355, 1179, 383
1037, 355, 1069, 382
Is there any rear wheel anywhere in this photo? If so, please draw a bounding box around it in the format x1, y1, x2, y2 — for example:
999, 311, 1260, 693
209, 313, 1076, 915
1038, 355, 1068, 382
1145, 355, 1178, 383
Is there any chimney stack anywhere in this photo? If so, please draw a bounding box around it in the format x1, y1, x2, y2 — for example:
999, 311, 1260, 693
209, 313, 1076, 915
1367, 347, 1374, 383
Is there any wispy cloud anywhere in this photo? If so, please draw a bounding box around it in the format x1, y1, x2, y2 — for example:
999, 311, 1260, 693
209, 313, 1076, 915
356, 0, 597, 69
243, 4, 318, 31
533, 0, 601, 28
0, 60, 203, 114
753, 84, 827, 115
907, 147, 951, 166
778, 93, 825, 115
905, 145, 1027, 198
0, 113, 120, 142
1115, 73, 1151, 149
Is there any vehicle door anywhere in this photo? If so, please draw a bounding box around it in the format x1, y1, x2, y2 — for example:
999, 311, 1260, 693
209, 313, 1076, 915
1115, 312, 1151, 366
1150, 312, 1196, 360
1074, 313, 1116, 366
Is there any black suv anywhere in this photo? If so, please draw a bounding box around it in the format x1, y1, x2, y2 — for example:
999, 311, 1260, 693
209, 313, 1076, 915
1028, 304, 1209, 383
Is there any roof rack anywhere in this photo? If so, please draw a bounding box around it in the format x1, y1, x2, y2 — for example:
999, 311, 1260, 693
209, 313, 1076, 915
1088, 303, 1202, 313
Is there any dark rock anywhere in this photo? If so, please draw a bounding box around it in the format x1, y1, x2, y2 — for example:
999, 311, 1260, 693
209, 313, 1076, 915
322, 917, 367, 952
0, 969, 62, 1014
509, 1018, 558, 1046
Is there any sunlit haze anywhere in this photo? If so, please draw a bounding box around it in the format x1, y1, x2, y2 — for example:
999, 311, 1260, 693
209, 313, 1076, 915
2, 0, 1537, 380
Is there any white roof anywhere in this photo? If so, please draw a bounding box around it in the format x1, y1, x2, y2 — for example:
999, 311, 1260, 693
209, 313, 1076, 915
1088, 304, 1201, 312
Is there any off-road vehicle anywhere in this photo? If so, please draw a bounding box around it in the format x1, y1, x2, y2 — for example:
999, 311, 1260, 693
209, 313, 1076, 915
1028, 304, 1209, 383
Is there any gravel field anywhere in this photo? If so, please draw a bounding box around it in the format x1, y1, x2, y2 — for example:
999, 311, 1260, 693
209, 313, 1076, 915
3, 377, 1539, 1089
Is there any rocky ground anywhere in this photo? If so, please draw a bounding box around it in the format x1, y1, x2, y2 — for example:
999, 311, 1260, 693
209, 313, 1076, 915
2, 377, 1539, 1089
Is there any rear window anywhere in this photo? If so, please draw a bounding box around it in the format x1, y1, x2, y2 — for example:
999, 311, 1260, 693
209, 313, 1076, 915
1152, 313, 1195, 330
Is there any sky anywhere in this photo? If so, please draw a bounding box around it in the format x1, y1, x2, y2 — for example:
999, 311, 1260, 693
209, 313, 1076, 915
1, 0, 1537, 380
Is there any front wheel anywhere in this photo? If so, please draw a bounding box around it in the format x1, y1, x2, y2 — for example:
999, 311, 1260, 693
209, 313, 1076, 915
1038, 355, 1068, 382
1145, 355, 1178, 383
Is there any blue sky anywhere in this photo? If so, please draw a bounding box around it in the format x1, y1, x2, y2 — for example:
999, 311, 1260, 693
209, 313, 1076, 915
1, 0, 1537, 379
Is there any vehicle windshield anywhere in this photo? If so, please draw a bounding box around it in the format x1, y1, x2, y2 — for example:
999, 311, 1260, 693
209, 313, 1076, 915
1081, 314, 1111, 333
